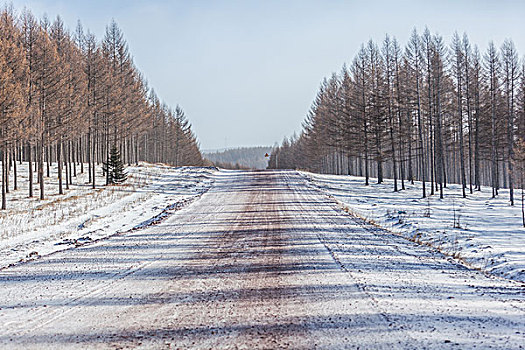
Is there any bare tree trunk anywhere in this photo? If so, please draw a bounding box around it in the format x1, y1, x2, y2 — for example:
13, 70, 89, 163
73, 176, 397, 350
87, 129, 92, 184
520, 172, 525, 227
46, 145, 50, 178
491, 84, 498, 196
92, 132, 96, 189
416, 81, 426, 196
65, 142, 70, 191
5, 149, 9, 194
13, 148, 17, 191
73, 140, 77, 178
28, 142, 33, 198
68, 140, 73, 184
386, 57, 398, 191
492, 111, 497, 198
475, 82, 481, 191
79, 137, 84, 174
1, 148, 6, 210
38, 139, 44, 200
463, 40, 474, 194
58, 141, 63, 195
507, 84, 515, 206
135, 135, 139, 166
457, 78, 467, 198
389, 120, 398, 191
361, 73, 369, 186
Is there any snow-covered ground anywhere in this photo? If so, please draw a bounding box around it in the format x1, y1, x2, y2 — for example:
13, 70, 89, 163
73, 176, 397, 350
300, 172, 525, 283
0, 170, 522, 349
0, 163, 216, 269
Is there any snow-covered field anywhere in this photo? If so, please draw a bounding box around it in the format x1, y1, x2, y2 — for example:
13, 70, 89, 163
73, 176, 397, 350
300, 172, 525, 283
0, 163, 216, 269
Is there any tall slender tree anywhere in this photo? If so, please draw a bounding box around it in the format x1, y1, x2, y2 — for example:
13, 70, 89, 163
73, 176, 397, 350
501, 39, 519, 205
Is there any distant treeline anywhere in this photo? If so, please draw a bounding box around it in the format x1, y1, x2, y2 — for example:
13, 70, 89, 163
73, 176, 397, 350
0, 6, 204, 209
205, 146, 272, 170
269, 28, 525, 203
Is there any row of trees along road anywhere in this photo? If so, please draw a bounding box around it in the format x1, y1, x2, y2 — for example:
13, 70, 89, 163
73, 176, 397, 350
269, 28, 525, 203
0, 7, 204, 209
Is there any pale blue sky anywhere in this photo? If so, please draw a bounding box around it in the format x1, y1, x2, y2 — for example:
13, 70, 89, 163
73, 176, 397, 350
5, 0, 525, 149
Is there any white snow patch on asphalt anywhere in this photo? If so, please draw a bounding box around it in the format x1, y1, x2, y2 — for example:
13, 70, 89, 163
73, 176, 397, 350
0, 163, 216, 269
299, 172, 525, 283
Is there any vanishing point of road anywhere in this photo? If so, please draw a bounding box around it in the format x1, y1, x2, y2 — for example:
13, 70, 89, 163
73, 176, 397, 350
0, 170, 523, 349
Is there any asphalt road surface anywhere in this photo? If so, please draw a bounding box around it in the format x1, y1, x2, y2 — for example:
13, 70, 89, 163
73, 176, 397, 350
0, 170, 523, 349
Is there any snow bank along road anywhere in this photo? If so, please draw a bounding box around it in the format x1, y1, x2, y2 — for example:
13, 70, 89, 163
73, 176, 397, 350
0, 170, 523, 349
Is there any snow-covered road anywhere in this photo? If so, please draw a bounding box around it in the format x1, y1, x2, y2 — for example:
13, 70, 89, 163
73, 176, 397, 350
0, 170, 523, 349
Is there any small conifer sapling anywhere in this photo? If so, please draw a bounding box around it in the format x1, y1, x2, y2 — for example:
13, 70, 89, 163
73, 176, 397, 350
103, 145, 127, 184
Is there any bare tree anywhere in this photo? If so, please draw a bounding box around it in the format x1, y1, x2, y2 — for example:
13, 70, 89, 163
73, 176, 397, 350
501, 39, 519, 205
451, 32, 467, 197
485, 42, 500, 198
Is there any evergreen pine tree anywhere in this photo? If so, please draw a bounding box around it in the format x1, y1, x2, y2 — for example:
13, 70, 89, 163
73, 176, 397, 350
103, 145, 127, 184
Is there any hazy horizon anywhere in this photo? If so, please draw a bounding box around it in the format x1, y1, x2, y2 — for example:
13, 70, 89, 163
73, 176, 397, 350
6, 0, 525, 150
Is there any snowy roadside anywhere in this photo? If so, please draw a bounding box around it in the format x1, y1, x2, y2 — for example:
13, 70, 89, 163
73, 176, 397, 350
0, 163, 217, 269
299, 171, 525, 283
